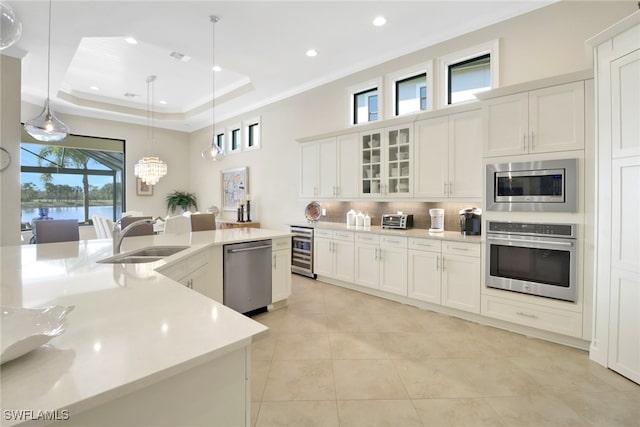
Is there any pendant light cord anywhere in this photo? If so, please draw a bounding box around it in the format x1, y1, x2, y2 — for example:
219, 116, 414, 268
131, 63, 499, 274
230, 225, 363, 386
210, 15, 218, 148
46, 0, 52, 102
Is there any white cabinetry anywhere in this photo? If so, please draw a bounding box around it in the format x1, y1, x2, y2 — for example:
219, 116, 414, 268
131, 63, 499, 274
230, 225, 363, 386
441, 241, 480, 314
482, 81, 585, 157
355, 234, 408, 296
158, 248, 221, 303
414, 110, 482, 198
300, 135, 359, 198
360, 125, 412, 197
314, 229, 355, 282
272, 237, 292, 303
408, 238, 442, 304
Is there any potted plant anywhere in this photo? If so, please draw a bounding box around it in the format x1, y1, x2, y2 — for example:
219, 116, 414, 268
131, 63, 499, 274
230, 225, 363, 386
166, 190, 198, 215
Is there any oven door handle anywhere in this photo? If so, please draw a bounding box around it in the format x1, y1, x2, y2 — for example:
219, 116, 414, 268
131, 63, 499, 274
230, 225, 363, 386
487, 236, 574, 247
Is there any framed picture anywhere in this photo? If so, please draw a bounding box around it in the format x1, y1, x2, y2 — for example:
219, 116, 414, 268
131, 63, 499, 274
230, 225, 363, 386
136, 178, 153, 196
222, 167, 248, 211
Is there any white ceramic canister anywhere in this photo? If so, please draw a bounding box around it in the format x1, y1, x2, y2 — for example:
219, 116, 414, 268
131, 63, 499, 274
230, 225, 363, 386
355, 211, 365, 227
364, 213, 371, 227
347, 209, 356, 226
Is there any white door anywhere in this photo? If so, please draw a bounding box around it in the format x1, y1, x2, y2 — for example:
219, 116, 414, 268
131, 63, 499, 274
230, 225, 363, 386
314, 237, 333, 278
441, 254, 480, 314
355, 243, 379, 289
317, 138, 337, 198
300, 143, 318, 197
408, 249, 441, 304
337, 133, 359, 198
611, 51, 640, 159
272, 249, 292, 303
528, 81, 585, 154
333, 240, 355, 283
379, 245, 408, 296
448, 110, 482, 198
482, 92, 528, 157
414, 116, 448, 198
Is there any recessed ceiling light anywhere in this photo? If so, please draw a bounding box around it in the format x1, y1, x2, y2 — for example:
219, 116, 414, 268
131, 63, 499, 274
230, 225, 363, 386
124, 37, 138, 45
373, 16, 386, 26
159, 100, 167, 105
212, 65, 222, 72
306, 49, 318, 57
90, 86, 100, 91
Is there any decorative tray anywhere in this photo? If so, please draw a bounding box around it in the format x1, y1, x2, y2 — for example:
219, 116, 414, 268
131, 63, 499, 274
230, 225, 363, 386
1, 305, 74, 364
305, 201, 322, 222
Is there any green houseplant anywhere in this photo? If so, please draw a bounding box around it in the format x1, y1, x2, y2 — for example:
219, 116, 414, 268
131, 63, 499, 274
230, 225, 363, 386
166, 190, 198, 214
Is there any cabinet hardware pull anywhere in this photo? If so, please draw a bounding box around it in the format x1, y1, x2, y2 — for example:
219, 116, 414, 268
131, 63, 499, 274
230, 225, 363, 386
444, 182, 448, 195
530, 131, 535, 148
449, 182, 453, 195
451, 247, 469, 251
228, 244, 273, 253
516, 311, 539, 319
436, 256, 440, 271
385, 239, 401, 244
273, 255, 277, 268
487, 236, 573, 247
523, 132, 527, 150
441, 256, 445, 271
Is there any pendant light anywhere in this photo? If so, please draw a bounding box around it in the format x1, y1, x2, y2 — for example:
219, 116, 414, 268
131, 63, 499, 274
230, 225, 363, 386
24, 0, 69, 142
0, 2, 22, 50
202, 15, 225, 161
134, 75, 167, 186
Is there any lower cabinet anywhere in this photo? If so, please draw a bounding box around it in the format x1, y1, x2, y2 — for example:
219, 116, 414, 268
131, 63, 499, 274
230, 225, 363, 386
408, 239, 442, 304
158, 248, 221, 303
314, 229, 355, 282
355, 234, 408, 296
272, 237, 292, 303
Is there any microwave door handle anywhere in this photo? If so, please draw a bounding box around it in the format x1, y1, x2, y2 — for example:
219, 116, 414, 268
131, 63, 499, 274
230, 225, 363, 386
487, 236, 573, 247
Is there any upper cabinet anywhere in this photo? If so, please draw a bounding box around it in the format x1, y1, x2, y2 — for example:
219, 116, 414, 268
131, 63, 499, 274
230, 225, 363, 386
360, 125, 412, 197
482, 81, 585, 157
414, 110, 482, 198
300, 134, 359, 199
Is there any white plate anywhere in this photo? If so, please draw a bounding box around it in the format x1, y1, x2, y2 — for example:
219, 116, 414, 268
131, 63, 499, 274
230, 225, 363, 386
1, 305, 74, 364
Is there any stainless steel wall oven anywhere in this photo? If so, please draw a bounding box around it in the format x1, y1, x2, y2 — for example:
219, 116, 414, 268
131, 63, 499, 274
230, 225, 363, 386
486, 221, 577, 302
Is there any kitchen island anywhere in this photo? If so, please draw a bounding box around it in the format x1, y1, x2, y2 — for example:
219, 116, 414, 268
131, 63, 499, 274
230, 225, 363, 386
0, 228, 290, 427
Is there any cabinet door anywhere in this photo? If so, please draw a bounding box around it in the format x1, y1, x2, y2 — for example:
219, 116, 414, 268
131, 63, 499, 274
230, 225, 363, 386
314, 237, 333, 278
408, 249, 441, 304
611, 50, 640, 159
529, 81, 584, 153
360, 131, 384, 197
186, 264, 212, 298
355, 243, 379, 289
337, 133, 359, 198
414, 117, 448, 198
448, 110, 482, 198
333, 240, 355, 283
385, 125, 412, 197
441, 254, 480, 313
317, 137, 338, 198
379, 245, 408, 296
482, 92, 528, 157
300, 143, 318, 197
272, 249, 292, 303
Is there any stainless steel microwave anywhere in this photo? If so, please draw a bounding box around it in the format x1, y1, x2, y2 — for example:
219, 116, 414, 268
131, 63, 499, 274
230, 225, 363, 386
485, 159, 577, 212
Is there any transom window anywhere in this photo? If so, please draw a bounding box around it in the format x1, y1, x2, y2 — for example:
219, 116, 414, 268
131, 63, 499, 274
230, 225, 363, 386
395, 73, 427, 115
448, 53, 491, 104
353, 88, 378, 124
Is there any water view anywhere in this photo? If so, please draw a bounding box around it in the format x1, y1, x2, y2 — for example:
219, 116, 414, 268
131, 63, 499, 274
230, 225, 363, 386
22, 206, 118, 224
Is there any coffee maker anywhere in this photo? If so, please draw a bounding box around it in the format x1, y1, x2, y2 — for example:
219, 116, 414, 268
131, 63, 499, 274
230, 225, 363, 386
459, 208, 482, 235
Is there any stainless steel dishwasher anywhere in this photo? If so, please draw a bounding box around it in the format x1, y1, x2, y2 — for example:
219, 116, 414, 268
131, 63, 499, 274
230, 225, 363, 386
223, 239, 272, 315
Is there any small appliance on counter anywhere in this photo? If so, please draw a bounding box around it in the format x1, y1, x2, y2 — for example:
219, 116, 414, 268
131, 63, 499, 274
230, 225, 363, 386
428, 209, 444, 233
459, 208, 482, 235
381, 214, 413, 229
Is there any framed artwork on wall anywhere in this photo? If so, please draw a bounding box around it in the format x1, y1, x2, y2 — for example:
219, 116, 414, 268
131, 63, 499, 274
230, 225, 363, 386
136, 178, 153, 196
222, 167, 248, 211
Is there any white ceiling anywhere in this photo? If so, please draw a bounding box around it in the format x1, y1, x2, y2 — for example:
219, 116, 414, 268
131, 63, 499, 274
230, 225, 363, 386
5, 1, 553, 132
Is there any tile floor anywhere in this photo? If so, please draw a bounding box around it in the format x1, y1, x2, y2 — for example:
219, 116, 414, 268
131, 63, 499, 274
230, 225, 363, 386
250, 275, 640, 427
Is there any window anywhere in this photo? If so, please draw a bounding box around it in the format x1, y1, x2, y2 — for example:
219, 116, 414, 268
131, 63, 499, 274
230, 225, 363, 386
354, 88, 378, 124
228, 126, 241, 153
243, 117, 261, 151
215, 131, 225, 152
438, 40, 499, 108
20, 130, 124, 226
395, 73, 427, 115
448, 53, 490, 104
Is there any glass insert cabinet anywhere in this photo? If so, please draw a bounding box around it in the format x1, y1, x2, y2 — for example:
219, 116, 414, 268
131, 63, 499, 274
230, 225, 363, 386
360, 125, 412, 197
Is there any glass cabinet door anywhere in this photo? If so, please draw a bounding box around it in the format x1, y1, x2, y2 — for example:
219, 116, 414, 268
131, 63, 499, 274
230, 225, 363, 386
386, 126, 411, 196
361, 132, 382, 196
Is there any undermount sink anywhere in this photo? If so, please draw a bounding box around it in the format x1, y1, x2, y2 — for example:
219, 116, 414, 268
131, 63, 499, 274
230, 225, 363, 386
97, 246, 190, 264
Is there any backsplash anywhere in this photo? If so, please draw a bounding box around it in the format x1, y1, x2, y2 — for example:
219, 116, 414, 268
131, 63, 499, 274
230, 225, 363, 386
314, 201, 481, 232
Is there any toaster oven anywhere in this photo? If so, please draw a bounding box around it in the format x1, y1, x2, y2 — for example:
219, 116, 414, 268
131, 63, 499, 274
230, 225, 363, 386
381, 214, 413, 229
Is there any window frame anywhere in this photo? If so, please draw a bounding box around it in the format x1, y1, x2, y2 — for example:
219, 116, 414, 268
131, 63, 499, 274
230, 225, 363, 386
227, 124, 242, 154
387, 62, 433, 118
347, 78, 383, 127
243, 116, 261, 151
215, 129, 225, 152
437, 39, 499, 108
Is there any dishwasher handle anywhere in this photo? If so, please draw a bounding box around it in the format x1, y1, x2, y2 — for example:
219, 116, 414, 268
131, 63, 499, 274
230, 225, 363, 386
227, 244, 272, 254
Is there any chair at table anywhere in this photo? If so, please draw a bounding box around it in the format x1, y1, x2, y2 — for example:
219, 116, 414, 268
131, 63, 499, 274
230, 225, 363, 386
92, 214, 114, 239
190, 213, 216, 231
119, 216, 154, 236
163, 215, 191, 234
34, 219, 80, 244
121, 210, 144, 218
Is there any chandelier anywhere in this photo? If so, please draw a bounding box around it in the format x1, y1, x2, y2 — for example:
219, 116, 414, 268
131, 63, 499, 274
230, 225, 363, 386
201, 15, 225, 161
135, 75, 167, 185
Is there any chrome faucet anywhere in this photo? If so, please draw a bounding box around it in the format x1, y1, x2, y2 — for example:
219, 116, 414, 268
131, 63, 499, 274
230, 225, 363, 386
112, 219, 154, 254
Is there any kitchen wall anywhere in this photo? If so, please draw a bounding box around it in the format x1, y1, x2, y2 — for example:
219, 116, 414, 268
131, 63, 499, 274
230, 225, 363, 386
188, 1, 636, 231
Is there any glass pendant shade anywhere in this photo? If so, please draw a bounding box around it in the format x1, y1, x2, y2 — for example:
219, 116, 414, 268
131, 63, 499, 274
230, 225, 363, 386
24, 98, 70, 142
0, 2, 22, 50
134, 156, 167, 186
201, 140, 224, 161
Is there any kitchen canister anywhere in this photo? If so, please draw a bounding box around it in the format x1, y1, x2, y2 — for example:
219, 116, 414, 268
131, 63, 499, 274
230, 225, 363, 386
355, 211, 365, 227
364, 214, 371, 227
347, 209, 356, 226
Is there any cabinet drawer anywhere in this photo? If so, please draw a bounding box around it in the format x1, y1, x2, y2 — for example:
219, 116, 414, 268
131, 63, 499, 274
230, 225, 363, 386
409, 238, 441, 252
481, 295, 582, 338
333, 231, 355, 241
442, 241, 480, 257
356, 233, 379, 244
314, 228, 333, 238
380, 235, 408, 248
273, 237, 292, 251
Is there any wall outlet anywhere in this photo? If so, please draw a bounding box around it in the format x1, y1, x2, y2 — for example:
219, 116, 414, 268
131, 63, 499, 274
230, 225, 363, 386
322, 208, 327, 216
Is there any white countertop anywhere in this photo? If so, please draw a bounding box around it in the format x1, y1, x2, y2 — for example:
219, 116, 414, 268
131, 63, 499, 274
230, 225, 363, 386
291, 221, 482, 244
0, 228, 290, 426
